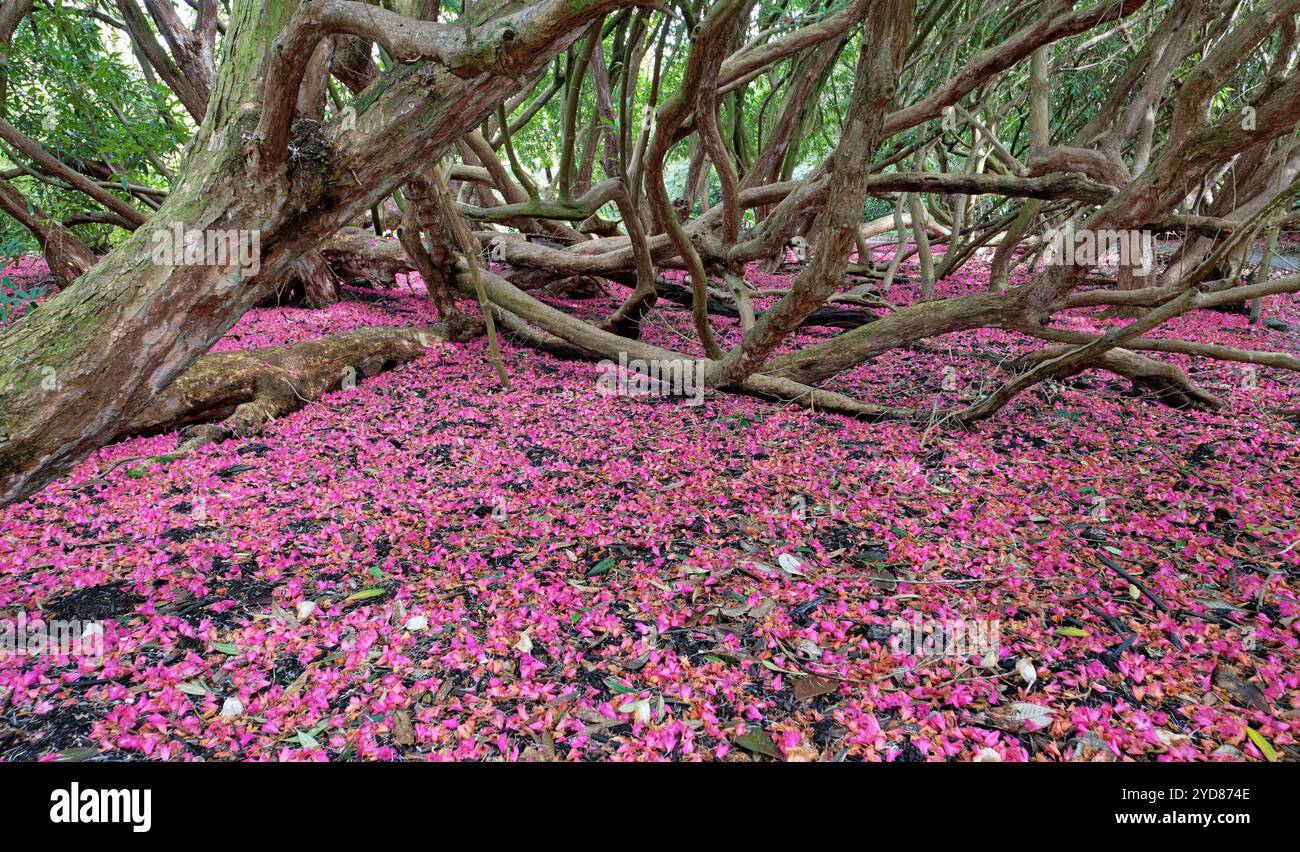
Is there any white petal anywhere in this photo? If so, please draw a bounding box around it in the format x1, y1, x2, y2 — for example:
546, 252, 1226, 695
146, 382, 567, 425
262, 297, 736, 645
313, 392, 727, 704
1016, 656, 1038, 688
777, 553, 806, 575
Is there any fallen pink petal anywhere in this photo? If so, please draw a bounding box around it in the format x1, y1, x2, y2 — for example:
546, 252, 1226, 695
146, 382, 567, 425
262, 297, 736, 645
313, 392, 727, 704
0, 0, 1295, 833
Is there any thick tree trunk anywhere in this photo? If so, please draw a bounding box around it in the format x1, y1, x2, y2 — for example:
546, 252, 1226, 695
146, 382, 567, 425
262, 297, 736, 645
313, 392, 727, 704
0, 0, 643, 504
293, 250, 342, 308
321, 228, 410, 288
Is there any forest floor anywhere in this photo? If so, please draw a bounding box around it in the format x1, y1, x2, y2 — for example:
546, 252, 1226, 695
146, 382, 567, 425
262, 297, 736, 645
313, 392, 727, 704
1, 243, 1298, 761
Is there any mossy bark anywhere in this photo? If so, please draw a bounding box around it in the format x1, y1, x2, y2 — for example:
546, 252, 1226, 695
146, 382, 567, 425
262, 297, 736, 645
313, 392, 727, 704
0, 0, 616, 503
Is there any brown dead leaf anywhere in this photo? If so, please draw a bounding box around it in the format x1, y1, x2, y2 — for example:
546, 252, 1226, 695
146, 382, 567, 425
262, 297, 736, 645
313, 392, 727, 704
284, 668, 309, 698
1213, 664, 1270, 712
869, 567, 898, 592
392, 710, 416, 747
794, 675, 839, 701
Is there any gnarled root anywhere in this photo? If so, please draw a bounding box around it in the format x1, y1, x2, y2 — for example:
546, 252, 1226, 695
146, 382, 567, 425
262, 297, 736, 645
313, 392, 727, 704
321, 229, 412, 289
454, 260, 912, 420
295, 250, 342, 308
129, 326, 448, 453
1010, 344, 1224, 410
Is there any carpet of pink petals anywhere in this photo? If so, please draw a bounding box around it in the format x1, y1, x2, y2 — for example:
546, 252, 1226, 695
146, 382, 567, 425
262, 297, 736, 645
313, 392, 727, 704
1, 243, 1297, 762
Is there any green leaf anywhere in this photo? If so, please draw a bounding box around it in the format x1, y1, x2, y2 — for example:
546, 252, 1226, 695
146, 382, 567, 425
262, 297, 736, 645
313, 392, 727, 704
604, 676, 636, 695
1055, 627, 1090, 637
1245, 727, 1279, 762
55, 747, 101, 762
296, 729, 321, 749
342, 587, 386, 604
734, 728, 781, 759
587, 556, 615, 577
211, 642, 242, 655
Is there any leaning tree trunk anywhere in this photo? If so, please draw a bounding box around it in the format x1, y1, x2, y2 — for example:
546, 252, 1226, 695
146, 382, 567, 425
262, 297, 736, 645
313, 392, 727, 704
0, 179, 97, 286
0, 0, 645, 505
